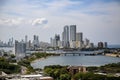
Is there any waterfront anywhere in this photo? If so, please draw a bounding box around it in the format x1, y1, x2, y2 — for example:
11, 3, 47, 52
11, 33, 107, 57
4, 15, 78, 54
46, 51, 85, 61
31, 55, 120, 69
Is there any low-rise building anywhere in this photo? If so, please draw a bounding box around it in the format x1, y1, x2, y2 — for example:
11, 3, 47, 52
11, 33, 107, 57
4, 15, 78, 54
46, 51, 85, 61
67, 66, 87, 75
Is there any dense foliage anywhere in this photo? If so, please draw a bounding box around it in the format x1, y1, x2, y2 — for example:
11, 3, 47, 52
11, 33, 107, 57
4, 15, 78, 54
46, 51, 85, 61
87, 62, 120, 73
44, 64, 120, 80
44, 65, 71, 80
0, 57, 20, 74
18, 59, 34, 74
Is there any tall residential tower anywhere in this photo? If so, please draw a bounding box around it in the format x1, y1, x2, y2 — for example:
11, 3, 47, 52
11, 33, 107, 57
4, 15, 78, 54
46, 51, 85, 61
70, 25, 76, 48
62, 25, 69, 48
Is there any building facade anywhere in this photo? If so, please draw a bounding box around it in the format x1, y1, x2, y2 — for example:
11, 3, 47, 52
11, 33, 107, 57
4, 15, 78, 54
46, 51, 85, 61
15, 40, 26, 61
62, 25, 69, 48
70, 25, 76, 41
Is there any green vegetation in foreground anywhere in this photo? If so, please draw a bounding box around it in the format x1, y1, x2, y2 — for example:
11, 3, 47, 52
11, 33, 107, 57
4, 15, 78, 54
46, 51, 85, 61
44, 65, 71, 80
20, 52, 60, 74
18, 59, 34, 74
0, 52, 60, 74
87, 62, 120, 73
0, 57, 20, 74
44, 63, 120, 80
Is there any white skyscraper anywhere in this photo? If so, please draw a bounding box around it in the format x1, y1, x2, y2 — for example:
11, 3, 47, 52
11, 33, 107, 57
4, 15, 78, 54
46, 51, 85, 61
70, 25, 76, 48
70, 25, 76, 41
62, 25, 69, 48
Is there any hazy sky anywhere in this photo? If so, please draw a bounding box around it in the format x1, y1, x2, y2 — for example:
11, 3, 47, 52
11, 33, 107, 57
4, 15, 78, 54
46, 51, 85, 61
0, 0, 120, 45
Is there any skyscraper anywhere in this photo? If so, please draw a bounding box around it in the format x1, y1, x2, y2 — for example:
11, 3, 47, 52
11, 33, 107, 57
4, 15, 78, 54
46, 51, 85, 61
76, 32, 83, 42
76, 32, 83, 48
70, 25, 76, 48
25, 35, 28, 43
104, 42, 108, 48
84, 38, 90, 47
33, 35, 39, 48
70, 25, 76, 41
55, 34, 60, 47
98, 42, 104, 48
15, 40, 26, 61
50, 34, 60, 48
62, 25, 69, 48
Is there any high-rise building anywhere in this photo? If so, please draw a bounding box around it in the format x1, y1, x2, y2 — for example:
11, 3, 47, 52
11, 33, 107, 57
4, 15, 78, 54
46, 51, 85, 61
98, 42, 104, 48
89, 43, 94, 48
50, 34, 60, 48
25, 35, 28, 43
70, 25, 76, 41
7, 38, 14, 47
50, 38, 54, 47
15, 40, 26, 61
33, 35, 39, 48
69, 25, 76, 48
62, 25, 69, 48
28, 40, 32, 49
104, 42, 108, 48
76, 32, 83, 48
84, 38, 90, 47
55, 34, 60, 41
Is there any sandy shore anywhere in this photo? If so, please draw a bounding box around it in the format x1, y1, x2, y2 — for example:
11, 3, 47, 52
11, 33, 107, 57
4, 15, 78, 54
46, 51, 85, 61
31, 57, 46, 63
105, 53, 120, 57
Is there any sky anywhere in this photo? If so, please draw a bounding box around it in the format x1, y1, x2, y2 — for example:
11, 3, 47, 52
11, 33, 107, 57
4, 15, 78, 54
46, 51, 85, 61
0, 0, 120, 45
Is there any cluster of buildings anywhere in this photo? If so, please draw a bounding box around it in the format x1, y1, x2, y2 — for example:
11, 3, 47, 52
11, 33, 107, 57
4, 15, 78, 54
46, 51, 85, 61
0, 38, 14, 47
0, 25, 108, 60
0, 35, 50, 60
50, 25, 107, 49
14, 35, 50, 60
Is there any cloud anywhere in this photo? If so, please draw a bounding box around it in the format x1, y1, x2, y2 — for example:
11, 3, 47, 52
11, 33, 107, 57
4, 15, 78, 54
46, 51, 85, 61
0, 18, 48, 26
0, 18, 24, 26
32, 18, 48, 26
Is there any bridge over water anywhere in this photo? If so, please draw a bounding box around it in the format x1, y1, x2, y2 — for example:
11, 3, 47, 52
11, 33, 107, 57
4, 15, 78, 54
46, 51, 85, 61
60, 50, 104, 56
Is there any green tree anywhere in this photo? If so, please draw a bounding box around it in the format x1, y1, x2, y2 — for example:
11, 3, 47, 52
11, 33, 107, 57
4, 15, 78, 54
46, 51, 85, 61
60, 73, 71, 80
10, 54, 15, 58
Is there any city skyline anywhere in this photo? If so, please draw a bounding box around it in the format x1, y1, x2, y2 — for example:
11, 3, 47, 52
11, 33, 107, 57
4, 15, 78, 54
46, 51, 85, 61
0, 0, 120, 45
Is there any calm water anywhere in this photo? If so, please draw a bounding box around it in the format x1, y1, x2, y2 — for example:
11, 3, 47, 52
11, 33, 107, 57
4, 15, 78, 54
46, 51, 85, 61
0, 47, 120, 69
31, 55, 120, 69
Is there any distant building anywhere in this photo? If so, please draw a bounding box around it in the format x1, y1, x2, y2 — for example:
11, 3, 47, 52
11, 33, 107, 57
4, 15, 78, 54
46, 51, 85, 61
70, 25, 76, 41
98, 42, 104, 48
70, 41, 76, 48
0, 38, 14, 47
104, 42, 108, 48
50, 34, 60, 48
76, 32, 83, 48
32, 35, 40, 49
55, 34, 60, 47
25, 35, 28, 43
58, 40, 63, 48
84, 38, 90, 48
40, 41, 50, 49
15, 40, 26, 61
62, 25, 69, 48
70, 25, 76, 48
76, 32, 83, 42
89, 43, 94, 48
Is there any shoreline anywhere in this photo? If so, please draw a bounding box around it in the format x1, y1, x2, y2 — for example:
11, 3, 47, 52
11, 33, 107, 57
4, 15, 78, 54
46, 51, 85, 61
31, 57, 46, 63
31, 55, 59, 63
105, 53, 120, 57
